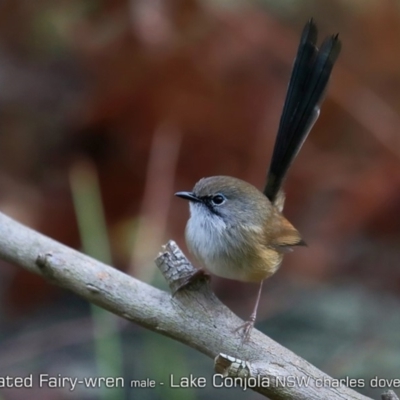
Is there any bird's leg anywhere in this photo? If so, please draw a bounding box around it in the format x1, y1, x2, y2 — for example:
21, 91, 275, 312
234, 280, 264, 343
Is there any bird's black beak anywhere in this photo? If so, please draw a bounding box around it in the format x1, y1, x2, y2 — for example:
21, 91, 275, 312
175, 191, 201, 203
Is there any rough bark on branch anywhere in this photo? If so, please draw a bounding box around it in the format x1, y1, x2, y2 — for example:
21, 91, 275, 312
0, 211, 388, 399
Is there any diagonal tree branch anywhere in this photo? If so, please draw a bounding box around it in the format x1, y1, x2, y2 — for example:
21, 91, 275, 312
0, 211, 383, 399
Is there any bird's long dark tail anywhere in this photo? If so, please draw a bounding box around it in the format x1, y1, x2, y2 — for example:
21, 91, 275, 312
264, 19, 341, 203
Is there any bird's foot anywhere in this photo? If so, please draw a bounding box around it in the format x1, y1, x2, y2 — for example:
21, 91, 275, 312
234, 318, 255, 344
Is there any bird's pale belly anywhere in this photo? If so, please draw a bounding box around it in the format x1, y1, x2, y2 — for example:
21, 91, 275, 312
194, 246, 283, 282
185, 215, 283, 282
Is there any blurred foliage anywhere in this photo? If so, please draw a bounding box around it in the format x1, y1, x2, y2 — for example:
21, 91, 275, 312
0, 0, 400, 399
70, 160, 124, 400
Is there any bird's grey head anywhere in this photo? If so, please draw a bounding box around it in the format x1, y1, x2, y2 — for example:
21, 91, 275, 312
175, 176, 272, 226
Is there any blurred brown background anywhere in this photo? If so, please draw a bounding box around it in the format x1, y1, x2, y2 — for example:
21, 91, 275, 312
1, 0, 400, 399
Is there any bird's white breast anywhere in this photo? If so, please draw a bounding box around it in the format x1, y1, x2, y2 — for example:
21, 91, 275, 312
185, 203, 255, 281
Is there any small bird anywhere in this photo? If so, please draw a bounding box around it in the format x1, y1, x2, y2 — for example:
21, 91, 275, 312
175, 19, 341, 341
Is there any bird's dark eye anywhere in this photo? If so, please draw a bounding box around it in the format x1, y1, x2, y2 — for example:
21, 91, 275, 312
211, 194, 226, 206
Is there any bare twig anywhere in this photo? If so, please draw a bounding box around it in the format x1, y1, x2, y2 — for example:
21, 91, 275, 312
382, 390, 400, 400
0, 211, 390, 399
